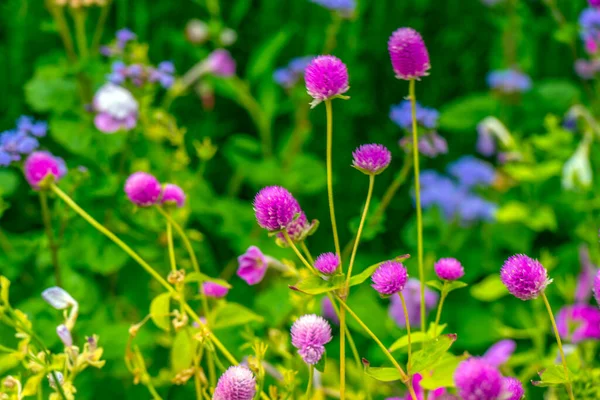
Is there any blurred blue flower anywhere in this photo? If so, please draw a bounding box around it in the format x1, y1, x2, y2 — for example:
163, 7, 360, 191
390, 100, 439, 130
580, 8, 600, 41
0, 150, 11, 166
116, 28, 136, 47
273, 56, 314, 88
448, 155, 496, 188
310, 0, 355, 12
486, 69, 532, 93
0, 116, 47, 167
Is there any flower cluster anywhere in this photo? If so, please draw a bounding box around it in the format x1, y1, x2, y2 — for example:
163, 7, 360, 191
454, 357, 504, 399
291, 314, 332, 365
24, 151, 67, 189
108, 60, 175, 89
0, 116, 47, 166
100, 28, 137, 57
500, 254, 551, 301
390, 101, 447, 158
486, 69, 532, 94
124, 172, 186, 208
352, 143, 392, 175
274, 56, 314, 88
314, 252, 340, 275
213, 366, 256, 400
304, 55, 349, 107
371, 261, 408, 296
92, 83, 139, 134
434, 258, 464, 281
202, 49, 237, 77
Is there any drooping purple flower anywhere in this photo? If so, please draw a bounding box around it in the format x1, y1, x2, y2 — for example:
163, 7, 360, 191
124, 172, 162, 207
93, 83, 138, 134
575, 245, 597, 304
290, 314, 332, 365
314, 252, 340, 275
213, 366, 256, 400
388, 28, 430, 80
56, 324, 73, 347
237, 246, 269, 285
500, 254, 552, 301
556, 304, 600, 343
205, 49, 236, 77
161, 183, 186, 208
24, 151, 66, 189
352, 144, 392, 175
487, 69, 532, 93
253, 186, 300, 232
304, 55, 349, 107
202, 282, 230, 299
390, 100, 439, 130
321, 297, 339, 325
434, 258, 464, 281
595, 269, 600, 307
454, 358, 504, 400
482, 339, 516, 367
389, 279, 438, 328
447, 156, 496, 188
372, 261, 408, 296
310, 0, 355, 12
502, 377, 524, 400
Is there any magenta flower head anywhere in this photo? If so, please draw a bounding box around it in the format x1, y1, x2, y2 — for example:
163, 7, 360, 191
388, 28, 430, 80
502, 377, 524, 400
291, 314, 332, 365
24, 151, 66, 189
556, 304, 600, 343
314, 252, 340, 275
202, 282, 229, 299
352, 144, 392, 175
124, 172, 162, 207
434, 258, 464, 281
500, 254, 552, 300
213, 365, 256, 400
454, 358, 504, 400
595, 269, 600, 307
372, 261, 408, 296
482, 339, 516, 367
205, 49, 236, 77
253, 186, 300, 232
161, 183, 186, 208
237, 246, 269, 285
304, 55, 349, 108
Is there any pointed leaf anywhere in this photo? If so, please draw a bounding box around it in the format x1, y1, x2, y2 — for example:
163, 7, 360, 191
363, 359, 403, 382
185, 272, 232, 288
349, 255, 410, 287
410, 334, 457, 374
314, 350, 327, 373
212, 302, 264, 329
150, 293, 171, 332
532, 365, 569, 387
419, 353, 465, 389
446, 281, 468, 293
426, 280, 444, 291
470, 275, 508, 302
389, 332, 430, 352
171, 328, 196, 371
291, 274, 344, 295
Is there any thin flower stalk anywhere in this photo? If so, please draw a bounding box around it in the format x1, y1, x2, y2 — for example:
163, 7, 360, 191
39, 191, 61, 287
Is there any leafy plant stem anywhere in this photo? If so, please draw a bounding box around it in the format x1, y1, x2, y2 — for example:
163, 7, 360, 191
324, 99, 341, 260
305, 364, 314, 399
399, 292, 413, 367
433, 281, 449, 337
39, 190, 61, 287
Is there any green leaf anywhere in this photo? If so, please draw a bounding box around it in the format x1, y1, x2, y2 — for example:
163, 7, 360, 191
439, 93, 499, 132
25, 64, 78, 113
314, 350, 327, 373
426, 280, 444, 291
291, 275, 344, 295
470, 275, 507, 302
419, 353, 464, 389
0, 276, 10, 306
150, 292, 171, 332
446, 281, 468, 293
532, 365, 569, 387
389, 332, 430, 352
246, 30, 292, 80
185, 272, 232, 288
0, 170, 19, 197
496, 201, 557, 232
503, 162, 562, 183
363, 360, 403, 382
212, 302, 263, 329
349, 255, 410, 288
171, 328, 196, 372
410, 334, 457, 374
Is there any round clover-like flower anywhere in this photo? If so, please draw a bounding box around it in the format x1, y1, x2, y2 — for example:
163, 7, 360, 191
213, 366, 256, 400
93, 83, 138, 133
503, 377, 524, 400
434, 258, 464, 281
314, 252, 340, 275
594, 269, 600, 307
454, 358, 504, 400
237, 246, 269, 285
202, 282, 229, 299
500, 254, 552, 300
388, 27, 430, 80
205, 49, 236, 77
352, 144, 392, 175
304, 55, 349, 107
372, 261, 408, 296
291, 314, 332, 365
556, 304, 600, 343
24, 151, 66, 189
253, 186, 300, 232
161, 183, 186, 208
124, 172, 162, 207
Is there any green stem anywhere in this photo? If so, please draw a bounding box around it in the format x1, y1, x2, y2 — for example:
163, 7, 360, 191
324, 99, 341, 259
156, 207, 201, 274
72, 8, 89, 60
91, 0, 113, 53
39, 191, 61, 287
399, 293, 412, 367
339, 304, 347, 400
282, 232, 316, 274
409, 79, 426, 337
300, 242, 315, 265
166, 217, 177, 273
305, 365, 314, 399
433, 282, 448, 337
541, 292, 575, 400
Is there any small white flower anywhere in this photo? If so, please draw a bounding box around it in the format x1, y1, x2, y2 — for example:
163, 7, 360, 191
477, 117, 514, 148
56, 324, 73, 347
42, 287, 77, 310
94, 83, 138, 120
563, 140, 592, 190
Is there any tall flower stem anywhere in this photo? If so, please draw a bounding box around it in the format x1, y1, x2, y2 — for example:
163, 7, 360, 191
339, 305, 347, 400
48, 184, 249, 383
39, 191, 61, 287
398, 293, 413, 367
336, 299, 417, 400
432, 281, 449, 337
305, 365, 314, 399
408, 79, 426, 336
166, 216, 177, 273
541, 292, 575, 400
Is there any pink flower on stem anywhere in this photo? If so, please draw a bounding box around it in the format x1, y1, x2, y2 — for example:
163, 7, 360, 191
93, 84, 138, 134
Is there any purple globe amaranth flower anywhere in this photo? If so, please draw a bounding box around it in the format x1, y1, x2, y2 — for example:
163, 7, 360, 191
482, 339, 516, 367
213, 366, 256, 400
124, 172, 162, 207
352, 144, 392, 175
161, 183, 186, 208
314, 252, 340, 275
202, 282, 229, 299
454, 357, 504, 400
487, 69, 532, 93
500, 254, 552, 301
595, 269, 600, 307
503, 377, 524, 400
93, 83, 138, 133
24, 151, 66, 189
237, 246, 271, 285
253, 186, 300, 232
371, 261, 408, 296
388, 28, 430, 80
304, 55, 349, 108
321, 297, 339, 325
556, 304, 600, 343
291, 314, 332, 365
205, 49, 236, 77
275, 211, 318, 245
434, 258, 464, 281
389, 279, 438, 328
